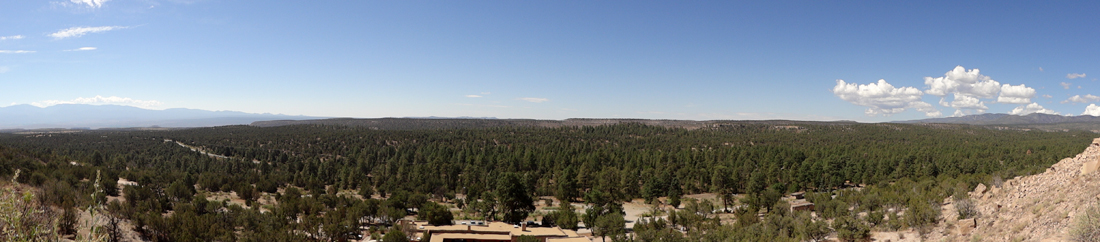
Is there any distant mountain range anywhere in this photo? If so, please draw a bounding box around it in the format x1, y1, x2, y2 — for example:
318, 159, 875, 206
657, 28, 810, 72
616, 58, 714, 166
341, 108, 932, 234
6, 104, 1100, 132
895, 113, 1100, 132
895, 113, 1100, 125
0, 104, 320, 130
251, 118, 858, 130
253, 114, 1100, 131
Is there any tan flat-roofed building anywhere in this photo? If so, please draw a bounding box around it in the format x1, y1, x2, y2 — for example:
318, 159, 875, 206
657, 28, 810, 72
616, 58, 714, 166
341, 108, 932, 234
414, 221, 587, 242
429, 233, 512, 242
545, 237, 591, 242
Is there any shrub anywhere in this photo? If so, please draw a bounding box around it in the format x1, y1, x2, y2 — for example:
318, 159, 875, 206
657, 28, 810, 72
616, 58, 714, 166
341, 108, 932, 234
866, 210, 885, 227
1071, 202, 1100, 242
905, 199, 940, 232
545, 203, 579, 230
417, 202, 454, 226
955, 198, 979, 219
60, 206, 78, 235
833, 215, 869, 242
382, 226, 408, 242
0, 171, 60, 241
886, 212, 903, 231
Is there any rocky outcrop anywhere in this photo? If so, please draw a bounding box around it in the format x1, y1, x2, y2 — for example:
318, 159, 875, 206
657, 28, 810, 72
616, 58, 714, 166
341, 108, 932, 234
1082, 156, 1099, 175
927, 138, 1100, 242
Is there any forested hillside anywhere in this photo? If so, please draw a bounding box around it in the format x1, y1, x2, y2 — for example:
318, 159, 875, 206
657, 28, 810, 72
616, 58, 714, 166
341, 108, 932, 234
0, 122, 1093, 241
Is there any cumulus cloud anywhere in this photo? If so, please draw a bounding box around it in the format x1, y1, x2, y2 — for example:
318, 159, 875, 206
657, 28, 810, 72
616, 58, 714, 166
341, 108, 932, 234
518, 97, 549, 103
833, 66, 1049, 117
1067, 73, 1087, 79
1061, 82, 1072, 89
0, 50, 35, 54
465, 95, 482, 98
1042, 94, 1053, 98
1009, 103, 1059, 116
1062, 94, 1100, 104
950, 110, 966, 117
996, 84, 1036, 104
70, 0, 109, 8
0, 35, 23, 41
1084, 104, 1100, 116
924, 66, 1001, 99
832, 79, 940, 117
30, 95, 162, 108
65, 47, 97, 51
49, 26, 128, 39
939, 94, 987, 110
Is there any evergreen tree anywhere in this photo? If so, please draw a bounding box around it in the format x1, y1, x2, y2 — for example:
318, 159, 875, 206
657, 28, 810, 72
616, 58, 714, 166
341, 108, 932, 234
497, 172, 534, 224
556, 166, 579, 203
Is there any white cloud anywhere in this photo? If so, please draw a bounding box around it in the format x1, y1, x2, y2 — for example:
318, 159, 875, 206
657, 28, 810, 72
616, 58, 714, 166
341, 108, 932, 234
0, 35, 23, 41
70, 0, 109, 8
1042, 94, 1053, 98
908, 101, 942, 117
939, 94, 988, 110
0, 50, 36, 54
465, 95, 482, 98
832, 79, 940, 117
996, 84, 1035, 104
924, 66, 1001, 98
1009, 103, 1059, 116
1084, 104, 1100, 116
518, 97, 549, 103
950, 110, 966, 117
49, 26, 128, 39
1039, 67, 1044, 72
1067, 73, 1087, 79
1062, 94, 1100, 104
1060, 82, 1072, 89
30, 95, 162, 109
65, 47, 97, 51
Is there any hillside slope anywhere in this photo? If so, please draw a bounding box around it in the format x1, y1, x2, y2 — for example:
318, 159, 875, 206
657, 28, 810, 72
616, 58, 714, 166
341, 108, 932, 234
928, 138, 1100, 242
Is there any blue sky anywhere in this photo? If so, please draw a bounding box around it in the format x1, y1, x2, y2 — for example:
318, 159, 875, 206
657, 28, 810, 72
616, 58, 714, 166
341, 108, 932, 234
2, 1, 1099, 122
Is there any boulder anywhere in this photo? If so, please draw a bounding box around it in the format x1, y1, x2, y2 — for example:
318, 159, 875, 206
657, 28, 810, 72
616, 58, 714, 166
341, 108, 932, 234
1082, 157, 1100, 176
973, 183, 987, 195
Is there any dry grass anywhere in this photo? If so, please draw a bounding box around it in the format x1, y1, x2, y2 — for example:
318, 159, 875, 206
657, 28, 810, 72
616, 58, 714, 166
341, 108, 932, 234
1071, 202, 1100, 242
1011, 222, 1027, 234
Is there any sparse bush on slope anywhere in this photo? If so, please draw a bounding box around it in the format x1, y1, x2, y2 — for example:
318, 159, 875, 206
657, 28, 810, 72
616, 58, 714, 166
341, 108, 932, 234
0, 170, 60, 241
955, 198, 979, 220
1072, 202, 1100, 242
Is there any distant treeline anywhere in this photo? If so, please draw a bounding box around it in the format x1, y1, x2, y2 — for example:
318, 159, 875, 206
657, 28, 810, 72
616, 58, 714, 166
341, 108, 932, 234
0, 122, 1093, 241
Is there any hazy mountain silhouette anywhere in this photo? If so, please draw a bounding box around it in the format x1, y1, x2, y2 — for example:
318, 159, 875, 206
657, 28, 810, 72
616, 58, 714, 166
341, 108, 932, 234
0, 104, 319, 129
895, 113, 1100, 125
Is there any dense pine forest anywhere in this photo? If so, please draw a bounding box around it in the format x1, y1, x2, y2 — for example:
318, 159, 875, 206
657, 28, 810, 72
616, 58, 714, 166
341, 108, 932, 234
0, 121, 1094, 241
